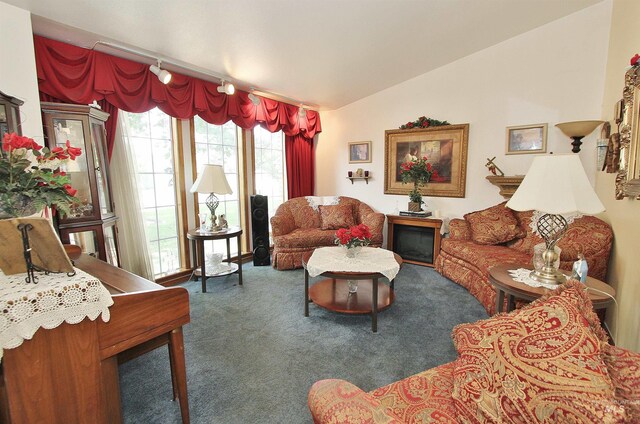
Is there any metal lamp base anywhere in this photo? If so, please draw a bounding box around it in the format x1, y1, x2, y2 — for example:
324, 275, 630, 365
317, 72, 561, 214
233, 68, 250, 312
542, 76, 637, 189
529, 268, 566, 286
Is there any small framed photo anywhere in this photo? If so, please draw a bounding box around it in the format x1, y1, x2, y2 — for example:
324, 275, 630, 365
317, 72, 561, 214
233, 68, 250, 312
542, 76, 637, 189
506, 123, 547, 155
348, 141, 372, 163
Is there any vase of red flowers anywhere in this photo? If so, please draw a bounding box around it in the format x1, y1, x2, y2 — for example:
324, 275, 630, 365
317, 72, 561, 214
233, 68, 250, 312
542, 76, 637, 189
334, 223, 372, 259
399, 155, 437, 211
0, 132, 82, 218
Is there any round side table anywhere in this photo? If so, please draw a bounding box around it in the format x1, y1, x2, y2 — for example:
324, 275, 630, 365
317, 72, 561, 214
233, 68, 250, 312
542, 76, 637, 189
187, 227, 243, 293
489, 263, 615, 313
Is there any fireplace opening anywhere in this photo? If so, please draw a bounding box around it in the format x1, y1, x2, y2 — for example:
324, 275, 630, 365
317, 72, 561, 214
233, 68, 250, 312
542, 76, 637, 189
392, 224, 435, 265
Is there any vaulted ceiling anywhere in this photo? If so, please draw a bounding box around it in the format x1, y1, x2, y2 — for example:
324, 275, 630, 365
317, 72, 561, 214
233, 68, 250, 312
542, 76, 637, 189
5, 0, 602, 110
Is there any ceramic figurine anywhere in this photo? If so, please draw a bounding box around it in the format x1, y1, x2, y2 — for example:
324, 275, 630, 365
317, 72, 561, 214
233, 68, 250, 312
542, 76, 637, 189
571, 253, 588, 283
219, 214, 228, 229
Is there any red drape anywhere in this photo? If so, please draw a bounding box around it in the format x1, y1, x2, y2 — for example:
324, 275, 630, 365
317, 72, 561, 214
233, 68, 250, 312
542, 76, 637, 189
285, 134, 315, 198
34, 35, 319, 190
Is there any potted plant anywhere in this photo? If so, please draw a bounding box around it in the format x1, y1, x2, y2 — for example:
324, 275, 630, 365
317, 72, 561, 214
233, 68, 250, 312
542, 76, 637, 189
399, 155, 437, 212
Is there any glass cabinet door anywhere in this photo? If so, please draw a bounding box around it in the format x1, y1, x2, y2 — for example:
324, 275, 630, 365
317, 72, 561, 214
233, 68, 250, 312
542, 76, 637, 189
52, 117, 98, 219
90, 121, 114, 216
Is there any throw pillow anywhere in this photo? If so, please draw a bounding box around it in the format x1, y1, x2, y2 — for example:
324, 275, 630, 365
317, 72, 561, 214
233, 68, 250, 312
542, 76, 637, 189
464, 203, 524, 245
451, 281, 626, 423
319, 204, 356, 230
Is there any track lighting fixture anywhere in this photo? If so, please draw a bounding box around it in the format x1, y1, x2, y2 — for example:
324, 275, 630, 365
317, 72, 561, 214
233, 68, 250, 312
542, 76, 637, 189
217, 80, 235, 95
248, 89, 261, 105
149, 60, 172, 84
298, 104, 307, 117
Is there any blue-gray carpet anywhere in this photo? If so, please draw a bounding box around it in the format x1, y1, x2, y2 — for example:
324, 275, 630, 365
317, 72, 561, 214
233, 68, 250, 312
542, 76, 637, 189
119, 263, 488, 423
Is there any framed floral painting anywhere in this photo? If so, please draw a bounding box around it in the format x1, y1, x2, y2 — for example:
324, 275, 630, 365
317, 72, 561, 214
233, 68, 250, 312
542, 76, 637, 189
384, 124, 469, 198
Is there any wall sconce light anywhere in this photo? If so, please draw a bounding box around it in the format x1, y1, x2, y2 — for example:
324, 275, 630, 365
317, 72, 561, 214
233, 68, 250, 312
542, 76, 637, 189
555, 120, 604, 153
149, 60, 172, 84
248, 88, 261, 105
217, 80, 235, 95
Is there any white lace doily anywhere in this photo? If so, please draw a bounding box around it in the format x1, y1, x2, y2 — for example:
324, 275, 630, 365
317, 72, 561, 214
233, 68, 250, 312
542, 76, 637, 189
528, 211, 583, 235
0, 267, 114, 359
508, 268, 559, 290
306, 247, 400, 281
305, 196, 340, 212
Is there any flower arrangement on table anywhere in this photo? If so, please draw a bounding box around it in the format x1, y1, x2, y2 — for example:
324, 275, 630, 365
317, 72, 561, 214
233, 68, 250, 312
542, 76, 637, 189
0, 132, 82, 218
400, 155, 437, 209
334, 224, 372, 257
399, 115, 450, 130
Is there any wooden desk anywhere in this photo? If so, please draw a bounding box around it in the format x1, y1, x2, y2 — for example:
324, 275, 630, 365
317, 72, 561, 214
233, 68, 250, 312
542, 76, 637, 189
0, 255, 191, 424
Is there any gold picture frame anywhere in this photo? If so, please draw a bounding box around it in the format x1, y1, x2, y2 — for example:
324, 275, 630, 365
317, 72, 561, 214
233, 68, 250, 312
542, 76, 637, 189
384, 124, 469, 198
505, 123, 548, 154
348, 141, 372, 163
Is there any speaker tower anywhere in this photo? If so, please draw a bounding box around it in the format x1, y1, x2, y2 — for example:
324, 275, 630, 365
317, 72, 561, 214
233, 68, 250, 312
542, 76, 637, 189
250, 195, 270, 266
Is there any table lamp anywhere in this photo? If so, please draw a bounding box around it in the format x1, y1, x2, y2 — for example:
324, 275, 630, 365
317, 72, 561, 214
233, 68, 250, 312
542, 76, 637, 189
506, 154, 605, 285
555, 120, 603, 153
190, 164, 233, 231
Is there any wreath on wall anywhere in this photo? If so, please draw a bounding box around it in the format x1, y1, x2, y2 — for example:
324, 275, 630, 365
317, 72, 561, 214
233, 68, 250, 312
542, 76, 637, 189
399, 116, 450, 129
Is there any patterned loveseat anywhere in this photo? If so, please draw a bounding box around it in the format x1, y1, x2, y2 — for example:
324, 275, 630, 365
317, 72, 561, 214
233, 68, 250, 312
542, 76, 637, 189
435, 202, 613, 315
270, 196, 384, 270
309, 281, 640, 423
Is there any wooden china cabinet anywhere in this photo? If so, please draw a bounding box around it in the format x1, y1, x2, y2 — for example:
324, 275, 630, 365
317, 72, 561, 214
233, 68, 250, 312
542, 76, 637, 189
41, 102, 120, 267
0, 90, 24, 137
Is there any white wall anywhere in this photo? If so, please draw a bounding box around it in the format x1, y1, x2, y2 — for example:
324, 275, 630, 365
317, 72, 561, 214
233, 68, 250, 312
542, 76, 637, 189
596, 0, 640, 352
317, 3, 610, 222
0, 1, 43, 141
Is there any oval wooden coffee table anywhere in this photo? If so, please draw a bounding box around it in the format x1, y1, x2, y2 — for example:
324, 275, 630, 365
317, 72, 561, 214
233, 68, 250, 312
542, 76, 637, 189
489, 263, 616, 313
302, 250, 403, 332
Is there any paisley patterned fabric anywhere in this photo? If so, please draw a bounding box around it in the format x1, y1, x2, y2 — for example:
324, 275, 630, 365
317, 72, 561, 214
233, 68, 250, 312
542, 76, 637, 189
603, 344, 640, 422
319, 204, 356, 230
451, 282, 626, 423
271, 196, 384, 270
307, 285, 638, 424
436, 210, 613, 315
463, 203, 524, 245
370, 362, 457, 423
308, 379, 403, 423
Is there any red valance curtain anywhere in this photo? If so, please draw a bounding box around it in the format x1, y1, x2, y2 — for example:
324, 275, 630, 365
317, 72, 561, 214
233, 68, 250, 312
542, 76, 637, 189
285, 134, 315, 198
33, 35, 320, 193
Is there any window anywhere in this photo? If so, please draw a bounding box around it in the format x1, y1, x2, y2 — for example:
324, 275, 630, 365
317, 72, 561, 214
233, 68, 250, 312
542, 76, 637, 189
193, 117, 241, 255
123, 108, 180, 277
253, 126, 287, 236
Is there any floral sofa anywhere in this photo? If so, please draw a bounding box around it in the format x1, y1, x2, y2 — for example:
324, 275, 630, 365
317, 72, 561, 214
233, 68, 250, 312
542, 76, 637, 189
308, 281, 640, 423
435, 202, 613, 315
270, 196, 384, 270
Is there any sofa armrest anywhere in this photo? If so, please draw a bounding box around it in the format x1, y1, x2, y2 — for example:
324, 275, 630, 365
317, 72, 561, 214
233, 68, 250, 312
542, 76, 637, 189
448, 218, 471, 240
270, 214, 296, 237
603, 344, 640, 421
357, 204, 385, 245
308, 379, 402, 423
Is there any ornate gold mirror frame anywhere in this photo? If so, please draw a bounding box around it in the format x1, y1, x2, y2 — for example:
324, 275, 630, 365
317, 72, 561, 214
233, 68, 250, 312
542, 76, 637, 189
617, 66, 640, 199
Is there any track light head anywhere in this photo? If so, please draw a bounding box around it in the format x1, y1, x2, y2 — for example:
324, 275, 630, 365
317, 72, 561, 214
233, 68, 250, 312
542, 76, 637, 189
149, 60, 172, 84
217, 80, 235, 95
298, 104, 307, 117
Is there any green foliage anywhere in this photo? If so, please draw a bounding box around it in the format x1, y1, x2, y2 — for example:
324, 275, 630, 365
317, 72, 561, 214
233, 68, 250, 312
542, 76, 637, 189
399, 116, 450, 130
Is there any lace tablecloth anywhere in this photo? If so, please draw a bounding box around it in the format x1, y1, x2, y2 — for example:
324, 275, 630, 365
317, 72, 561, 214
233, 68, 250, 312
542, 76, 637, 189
0, 268, 113, 359
508, 268, 560, 290
306, 247, 400, 281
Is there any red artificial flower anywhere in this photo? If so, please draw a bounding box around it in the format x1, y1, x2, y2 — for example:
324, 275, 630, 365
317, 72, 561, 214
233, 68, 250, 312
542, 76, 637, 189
357, 223, 372, 239
406, 122, 414, 128
63, 184, 78, 197
350, 226, 364, 239
631, 54, 640, 66
65, 140, 82, 160
50, 146, 69, 160
426, 162, 432, 171
2, 132, 42, 152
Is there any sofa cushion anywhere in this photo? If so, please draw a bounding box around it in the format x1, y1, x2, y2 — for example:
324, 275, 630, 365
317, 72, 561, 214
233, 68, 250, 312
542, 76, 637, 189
370, 361, 457, 423
451, 282, 625, 423
319, 204, 356, 230
464, 203, 524, 245
272, 228, 336, 249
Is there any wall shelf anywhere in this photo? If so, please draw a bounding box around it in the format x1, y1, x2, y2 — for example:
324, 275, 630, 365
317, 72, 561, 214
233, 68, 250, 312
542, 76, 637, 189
347, 176, 370, 184
486, 175, 525, 198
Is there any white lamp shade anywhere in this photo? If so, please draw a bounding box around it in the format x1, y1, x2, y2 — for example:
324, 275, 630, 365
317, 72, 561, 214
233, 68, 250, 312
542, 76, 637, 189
506, 154, 604, 215
190, 164, 233, 195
